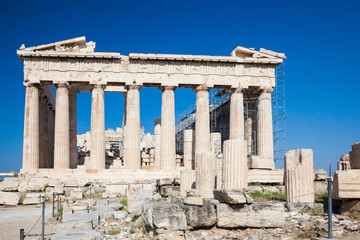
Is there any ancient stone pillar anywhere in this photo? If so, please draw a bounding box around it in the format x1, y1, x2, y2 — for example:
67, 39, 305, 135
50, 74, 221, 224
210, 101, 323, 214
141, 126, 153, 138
38, 93, 48, 168
222, 139, 248, 188
196, 152, 216, 198
154, 118, 161, 169
210, 132, 222, 188
48, 107, 55, 168
90, 85, 105, 170
257, 87, 274, 168
195, 87, 210, 154
180, 170, 196, 196
183, 129, 195, 170
229, 88, 244, 140
124, 86, 141, 169
160, 87, 176, 170
285, 149, 314, 203
69, 88, 78, 169
245, 118, 252, 156
22, 83, 40, 170
54, 83, 70, 169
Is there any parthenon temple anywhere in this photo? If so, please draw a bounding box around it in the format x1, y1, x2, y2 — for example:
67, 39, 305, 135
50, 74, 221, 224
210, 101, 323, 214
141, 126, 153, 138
18, 36, 285, 181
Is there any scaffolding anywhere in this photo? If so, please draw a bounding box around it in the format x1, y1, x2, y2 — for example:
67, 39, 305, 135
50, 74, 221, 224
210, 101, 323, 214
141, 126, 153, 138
175, 63, 286, 161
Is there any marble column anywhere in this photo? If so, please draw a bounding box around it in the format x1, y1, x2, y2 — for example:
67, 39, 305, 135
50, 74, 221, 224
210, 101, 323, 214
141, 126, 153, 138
124, 86, 141, 169
54, 83, 70, 169
160, 87, 176, 170
69, 88, 78, 169
48, 106, 55, 168
180, 170, 196, 196
245, 118, 252, 156
195, 86, 210, 155
39, 92, 50, 168
257, 87, 274, 162
90, 84, 105, 170
196, 152, 216, 198
229, 88, 245, 140
222, 139, 248, 188
154, 118, 161, 169
183, 129, 194, 170
22, 83, 40, 170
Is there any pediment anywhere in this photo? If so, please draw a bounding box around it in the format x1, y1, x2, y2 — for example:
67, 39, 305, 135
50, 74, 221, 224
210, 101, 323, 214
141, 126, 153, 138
19, 36, 95, 53
231, 46, 286, 60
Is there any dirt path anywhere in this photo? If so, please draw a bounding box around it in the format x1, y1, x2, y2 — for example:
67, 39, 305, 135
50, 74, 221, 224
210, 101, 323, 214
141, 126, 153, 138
0, 203, 56, 240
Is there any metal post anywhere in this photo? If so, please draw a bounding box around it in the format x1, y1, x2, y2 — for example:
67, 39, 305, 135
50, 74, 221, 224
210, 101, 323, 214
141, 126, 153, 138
41, 199, 45, 240
328, 164, 333, 239
52, 192, 55, 217
57, 194, 60, 213
19, 229, 24, 240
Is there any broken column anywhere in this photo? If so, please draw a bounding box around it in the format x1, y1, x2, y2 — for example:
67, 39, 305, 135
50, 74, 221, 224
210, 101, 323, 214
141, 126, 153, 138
22, 82, 40, 171
211, 132, 223, 189
54, 83, 70, 169
183, 129, 195, 170
285, 149, 314, 203
195, 86, 210, 154
160, 86, 176, 170
222, 139, 248, 188
154, 119, 161, 169
180, 170, 196, 196
90, 84, 105, 170
337, 154, 351, 171
196, 152, 216, 198
349, 143, 360, 169
124, 86, 141, 169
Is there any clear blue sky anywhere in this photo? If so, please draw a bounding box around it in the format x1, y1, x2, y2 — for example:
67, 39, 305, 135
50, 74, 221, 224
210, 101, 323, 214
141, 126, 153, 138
0, 0, 359, 173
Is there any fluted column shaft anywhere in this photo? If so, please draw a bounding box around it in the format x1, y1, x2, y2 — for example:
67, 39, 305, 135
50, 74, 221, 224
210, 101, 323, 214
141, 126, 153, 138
69, 89, 78, 169
195, 87, 210, 154
39, 93, 50, 168
229, 88, 245, 140
222, 139, 248, 188
154, 118, 161, 169
160, 87, 176, 170
196, 152, 216, 198
90, 85, 105, 170
257, 88, 274, 160
54, 84, 70, 169
124, 86, 141, 169
22, 83, 40, 170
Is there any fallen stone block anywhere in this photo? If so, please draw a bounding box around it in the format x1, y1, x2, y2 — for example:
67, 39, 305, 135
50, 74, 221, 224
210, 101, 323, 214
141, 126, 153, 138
127, 191, 153, 216
181, 203, 216, 228
160, 185, 180, 197
64, 178, 79, 187
183, 197, 203, 206
249, 156, 273, 170
0, 192, 21, 205
248, 169, 284, 184
18, 180, 45, 192
334, 169, 360, 199
314, 169, 328, 181
52, 229, 101, 240
142, 201, 186, 232
286, 202, 324, 214
217, 202, 285, 228
0, 178, 21, 191
113, 210, 128, 219
53, 220, 93, 231
63, 211, 99, 227
23, 192, 44, 205
213, 188, 253, 205
69, 188, 83, 199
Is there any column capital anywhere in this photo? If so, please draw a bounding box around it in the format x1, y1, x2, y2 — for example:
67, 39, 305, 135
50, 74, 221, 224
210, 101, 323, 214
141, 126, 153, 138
126, 85, 141, 91
193, 84, 210, 92
160, 86, 176, 92
259, 86, 273, 94
55, 82, 70, 89
227, 87, 246, 94
90, 84, 106, 90
23, 81, 39, 88
69, 85, 79, 95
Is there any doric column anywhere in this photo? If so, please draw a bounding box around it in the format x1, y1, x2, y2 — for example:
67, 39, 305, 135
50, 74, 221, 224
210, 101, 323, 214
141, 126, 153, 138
194, 86, 210, 154
196, 152, 216, 198
22, 82, 40, 170
124, 85, 141, 169
69, 87, 78, 169
160, 86, 176, 170
90, 84, 105, 170
154, 118, 161, 169
39, 91, 50, 168
257, 87, 274, 161
54, 83, 70, 169
48, 106, 55, 168
229, 88, 245, 140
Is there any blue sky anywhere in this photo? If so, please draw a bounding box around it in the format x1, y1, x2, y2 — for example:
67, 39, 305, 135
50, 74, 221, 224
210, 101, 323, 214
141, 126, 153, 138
0, 0, 359, 173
